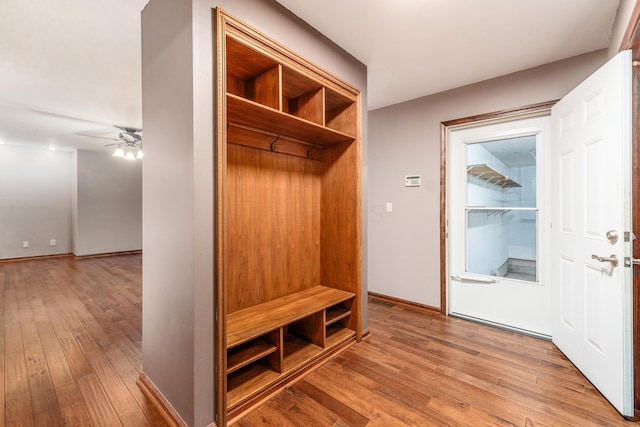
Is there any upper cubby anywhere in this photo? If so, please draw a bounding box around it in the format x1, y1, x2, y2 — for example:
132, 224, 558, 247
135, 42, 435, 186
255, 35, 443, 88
282, 67, 324, 125
224, 34, 358, 158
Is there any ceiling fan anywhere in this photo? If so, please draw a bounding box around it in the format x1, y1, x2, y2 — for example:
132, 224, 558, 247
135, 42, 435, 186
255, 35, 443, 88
78, 126, 143, 160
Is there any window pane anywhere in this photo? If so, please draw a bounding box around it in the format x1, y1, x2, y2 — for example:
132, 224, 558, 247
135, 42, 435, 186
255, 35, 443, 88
465, 135, 538, 282
467, 136, 536, 208
466, 209, 537, 282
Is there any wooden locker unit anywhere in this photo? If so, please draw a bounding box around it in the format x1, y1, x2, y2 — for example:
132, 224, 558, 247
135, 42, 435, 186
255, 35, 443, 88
214, 9, 362, 422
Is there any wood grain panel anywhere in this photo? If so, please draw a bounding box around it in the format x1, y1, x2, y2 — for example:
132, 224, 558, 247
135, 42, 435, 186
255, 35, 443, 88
321, 139, 362, 335
227, 123, 325, 161
247, 64, 281, 110
287, 88, 324, 125
226, 143, 323, 312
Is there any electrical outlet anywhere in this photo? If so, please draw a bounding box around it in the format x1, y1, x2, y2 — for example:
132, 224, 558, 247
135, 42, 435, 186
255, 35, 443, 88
50, 239, 56, 246
23, 241, 29, 248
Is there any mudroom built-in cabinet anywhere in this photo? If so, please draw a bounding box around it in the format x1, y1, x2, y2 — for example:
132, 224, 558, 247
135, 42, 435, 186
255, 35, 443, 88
214, 9, 363, 423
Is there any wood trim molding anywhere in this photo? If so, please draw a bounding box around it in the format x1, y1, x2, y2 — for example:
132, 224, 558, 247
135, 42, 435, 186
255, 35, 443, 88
439, 122, 448, 315
368, 292, 440, 313
0, 253, 73, 263
439, 100, 557, 318
214, 8, 228, 427
73, 250, 142, 259
442, 100, 558, 128
137, 372, 189, 427
0, 250, 142, 263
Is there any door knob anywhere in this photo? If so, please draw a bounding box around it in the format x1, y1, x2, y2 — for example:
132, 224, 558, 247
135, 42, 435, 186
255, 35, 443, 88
591, 254, 618, 267
606, 230, 618, 243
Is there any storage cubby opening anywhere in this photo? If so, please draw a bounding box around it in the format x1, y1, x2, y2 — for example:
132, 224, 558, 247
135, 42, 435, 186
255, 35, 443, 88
227, 336, 278, 375
325, 324, 356, 348
325, 88, 357, 135
326, 304, 352, 326
226, 36, 281, 109
282, 67, 324, 125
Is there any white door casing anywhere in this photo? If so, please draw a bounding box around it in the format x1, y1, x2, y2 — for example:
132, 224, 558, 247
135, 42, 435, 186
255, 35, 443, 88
550, 50, 633, 417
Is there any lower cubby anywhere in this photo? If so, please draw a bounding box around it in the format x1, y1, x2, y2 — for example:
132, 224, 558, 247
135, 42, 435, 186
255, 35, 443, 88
227, 330, 355, 411
225, 286, 357, 415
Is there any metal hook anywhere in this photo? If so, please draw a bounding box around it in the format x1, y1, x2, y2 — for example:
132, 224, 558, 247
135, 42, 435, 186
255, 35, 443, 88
306, 144, 316, 158
270, 135, 280, 151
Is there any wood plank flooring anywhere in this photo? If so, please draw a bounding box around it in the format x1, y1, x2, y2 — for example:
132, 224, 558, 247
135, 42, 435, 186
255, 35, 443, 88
233, 297, 639, 426
2, 254, 637, 426
0, 254, 168, 426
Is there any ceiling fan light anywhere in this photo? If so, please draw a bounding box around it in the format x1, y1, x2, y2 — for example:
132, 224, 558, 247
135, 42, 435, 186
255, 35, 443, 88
136, 149, 143, 159
124, 151, 136, 161
113, 147, 125, 157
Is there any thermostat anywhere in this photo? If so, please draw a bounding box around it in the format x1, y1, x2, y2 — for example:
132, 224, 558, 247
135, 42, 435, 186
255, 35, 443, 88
405, 175, 421, 187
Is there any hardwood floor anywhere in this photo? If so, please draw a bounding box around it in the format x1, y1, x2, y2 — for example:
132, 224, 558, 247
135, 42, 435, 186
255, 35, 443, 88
2, 254, 637, 426
1, 254, 168, 426
233, 297, 639, 426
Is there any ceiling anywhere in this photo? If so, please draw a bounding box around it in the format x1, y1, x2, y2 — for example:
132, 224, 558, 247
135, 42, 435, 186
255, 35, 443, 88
0, 0, 622, 152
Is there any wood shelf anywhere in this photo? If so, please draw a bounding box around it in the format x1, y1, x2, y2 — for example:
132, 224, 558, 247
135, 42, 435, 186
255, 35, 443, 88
227, 334, 328, 409
326, 325, 356, 347
227, 338, 278, 375
326, 307, 351, 326
467, 164, 521, 189
227, 285, 354, 348
227, 94, 355, 146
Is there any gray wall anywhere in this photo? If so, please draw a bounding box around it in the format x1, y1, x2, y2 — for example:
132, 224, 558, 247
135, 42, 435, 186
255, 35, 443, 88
74, 149, 142, 256
0, 145, 141, 260
0, 144, 72, 258
367, 50, 607, 308
141, 0, 367, 425
609, 0, 637, 58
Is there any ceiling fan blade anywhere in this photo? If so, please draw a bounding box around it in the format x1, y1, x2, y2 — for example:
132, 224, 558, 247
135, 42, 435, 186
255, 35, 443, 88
76, 132, 120, 141
115, 125, 142, 133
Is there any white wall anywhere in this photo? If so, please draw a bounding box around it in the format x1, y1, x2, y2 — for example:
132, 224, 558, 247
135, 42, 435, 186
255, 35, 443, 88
368, 50, 607, 308
142, 0, 367, 425
0, 144, 72, 258
74, 149, 142, 256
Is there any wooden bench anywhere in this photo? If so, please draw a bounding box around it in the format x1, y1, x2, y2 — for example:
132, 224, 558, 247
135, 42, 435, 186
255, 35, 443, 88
226, 285, 356, 410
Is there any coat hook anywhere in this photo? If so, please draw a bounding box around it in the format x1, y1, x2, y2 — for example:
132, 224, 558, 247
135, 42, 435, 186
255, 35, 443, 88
270, 135, 280, 151
306, 144, 316, 158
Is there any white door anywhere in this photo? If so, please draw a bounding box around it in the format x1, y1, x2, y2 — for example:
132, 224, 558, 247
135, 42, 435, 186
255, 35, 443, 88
448, 115, 552, 337
551, 50, 633, 417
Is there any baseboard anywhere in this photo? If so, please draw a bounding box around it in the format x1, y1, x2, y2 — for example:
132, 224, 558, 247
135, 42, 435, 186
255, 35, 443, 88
137, 372, 189, 427
74, 249, 142, 259
368, 292, 440, 313
0, 253, 73, 263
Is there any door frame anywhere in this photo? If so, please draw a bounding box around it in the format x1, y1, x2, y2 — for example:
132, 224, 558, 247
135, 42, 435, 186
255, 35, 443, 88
440, 4, 640, 416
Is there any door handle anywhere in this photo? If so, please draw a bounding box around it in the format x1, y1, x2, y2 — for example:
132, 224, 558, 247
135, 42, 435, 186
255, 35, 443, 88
591, 254, 618, 267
